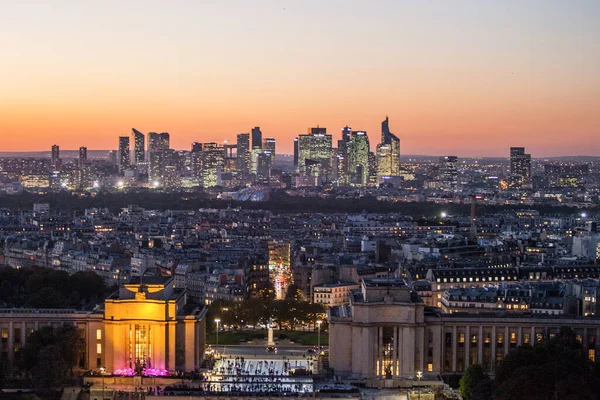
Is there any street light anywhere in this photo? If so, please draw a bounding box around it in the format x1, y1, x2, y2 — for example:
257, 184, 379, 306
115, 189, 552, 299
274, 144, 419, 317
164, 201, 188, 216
100, 367, 105, 400
440, 211, 447, 218
215, 318, 221, 347
416, 370, 423, 400
317, 320, 322, 350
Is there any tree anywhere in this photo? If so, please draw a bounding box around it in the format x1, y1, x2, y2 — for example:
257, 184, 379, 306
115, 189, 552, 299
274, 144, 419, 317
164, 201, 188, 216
22, 324, 84, 384
470, 378, 494, 400
494, 327, 600, 400
459, 364, 488, 400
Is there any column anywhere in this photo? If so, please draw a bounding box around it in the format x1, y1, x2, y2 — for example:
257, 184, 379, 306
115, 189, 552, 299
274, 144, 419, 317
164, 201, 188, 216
478, 326, 483, 365
167, 321, 176, 370
517, 326, 522, 346
392, 327, 398, 376
465, 326, 470, 367
504, 326, 509, 355
8, 321, 13, 366
490, 326, 497, 373
531, 326, 536, 345
415, 326, 425, 374
451, 326, 457, 372
404, 327, 415, 376
397, 326, 404, 376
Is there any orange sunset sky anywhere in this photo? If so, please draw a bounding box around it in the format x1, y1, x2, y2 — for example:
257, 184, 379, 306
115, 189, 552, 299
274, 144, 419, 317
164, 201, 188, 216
1, 1, 599, 156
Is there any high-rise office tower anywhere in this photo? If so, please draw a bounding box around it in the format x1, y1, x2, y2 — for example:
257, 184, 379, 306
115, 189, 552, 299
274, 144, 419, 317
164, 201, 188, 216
191, 142, 203, 176
79, 146, 87, 164
250, 127, 263, 174
263, 137, 276, 164
439, 156, 458, 191
510, 147, 531, 187
377, 116, 401, 178
202, 143, 225, 187
293, 138, 299, 169
296, 127, 333, 182
251, 127, 262, 150
236, 133, 251, 178
348, 131, 370, 186
118, 136, 131, 172
336, 126, 352, 185
51, 145, 60, 169
147, 132, 170, 154
131, 128, 145, 164
256, 152, 272, 183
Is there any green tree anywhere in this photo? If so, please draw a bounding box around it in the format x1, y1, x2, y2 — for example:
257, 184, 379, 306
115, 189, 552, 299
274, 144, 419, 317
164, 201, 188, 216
459, 364, 488, 400
495, 327, 600, 400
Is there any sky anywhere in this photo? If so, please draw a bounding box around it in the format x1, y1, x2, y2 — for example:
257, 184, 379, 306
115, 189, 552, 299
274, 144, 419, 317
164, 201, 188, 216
1, 0, 599, 156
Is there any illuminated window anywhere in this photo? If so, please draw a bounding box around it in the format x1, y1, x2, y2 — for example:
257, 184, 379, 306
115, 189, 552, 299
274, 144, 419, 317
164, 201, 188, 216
427, 363, 433, 372
97, 343, 102, 354
1, 328, 7, 339
589, 349, 595, 362
96, 329, 102, 340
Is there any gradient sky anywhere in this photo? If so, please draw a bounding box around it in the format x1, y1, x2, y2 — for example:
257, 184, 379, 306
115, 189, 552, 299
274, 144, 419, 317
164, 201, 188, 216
1, 0, 599, 156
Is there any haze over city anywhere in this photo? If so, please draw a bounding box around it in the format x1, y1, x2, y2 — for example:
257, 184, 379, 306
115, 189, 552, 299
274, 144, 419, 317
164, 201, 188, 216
2, 0, 599, 156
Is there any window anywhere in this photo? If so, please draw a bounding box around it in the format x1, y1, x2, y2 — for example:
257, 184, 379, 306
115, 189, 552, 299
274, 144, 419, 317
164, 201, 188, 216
589, 349, 595, 362
427, 363, 433, 372
97, 343, 102, 354
96, 329, 102, 340
1, 329, 7, 339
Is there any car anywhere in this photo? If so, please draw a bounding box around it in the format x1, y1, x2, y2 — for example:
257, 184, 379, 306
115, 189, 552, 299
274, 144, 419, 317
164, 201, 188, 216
266, 346, 276, 352
306, 348, 316, 353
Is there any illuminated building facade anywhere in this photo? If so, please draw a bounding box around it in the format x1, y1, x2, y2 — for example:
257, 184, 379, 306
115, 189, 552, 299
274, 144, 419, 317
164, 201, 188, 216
329, 278, 600, 388
348, 130, 370, 186
118, 136, 131, 172
132, 129, 145, 165
509, 147, 531, 188
376, 117, 400, 182
0, 276, 206, 375
236, 133, 251, 179
201, 143, 225, 188
439, 156, 458, 191
297, 127, 333, 183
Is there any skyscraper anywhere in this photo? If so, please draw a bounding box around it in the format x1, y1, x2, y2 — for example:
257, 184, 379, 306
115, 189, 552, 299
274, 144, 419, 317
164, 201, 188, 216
296, 127, 333, 182
78, 146, 87, 165
131, 128, 145, 164
439, 156, 458, 191
251, 127, 262, 150
509, 147, 531, 188
377, 116, 400, 179
118, 136, 131, 172
236, 133, 251, 179
256, 152, 272, 184
147, 132, 170, 154
263, 137, 276, 164
202, 143, 225, 187
348, 131, 370, 186
51, 144, 60, 169
336, 126, 352, 185
293, 138, 299, 169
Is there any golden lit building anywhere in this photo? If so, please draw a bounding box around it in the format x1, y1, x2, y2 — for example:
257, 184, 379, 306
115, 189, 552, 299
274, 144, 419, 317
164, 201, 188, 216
0, 276, 206, 375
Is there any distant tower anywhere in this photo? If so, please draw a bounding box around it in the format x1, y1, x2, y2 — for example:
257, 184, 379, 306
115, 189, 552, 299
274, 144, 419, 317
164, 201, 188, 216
509, 147, 531, 188
79, 146, 87, 166
131, 128, 145, 164
236, 133, 251, 178
118, 136, 130, 172
51, 144, 60, 169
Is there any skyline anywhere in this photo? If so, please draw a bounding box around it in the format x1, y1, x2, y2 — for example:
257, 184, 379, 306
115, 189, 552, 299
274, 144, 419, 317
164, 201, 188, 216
1, 1, 599, 156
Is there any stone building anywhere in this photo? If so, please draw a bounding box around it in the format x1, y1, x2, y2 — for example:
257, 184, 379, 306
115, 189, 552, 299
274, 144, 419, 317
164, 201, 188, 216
329, 278, 600, 388
0, 276, 206, 375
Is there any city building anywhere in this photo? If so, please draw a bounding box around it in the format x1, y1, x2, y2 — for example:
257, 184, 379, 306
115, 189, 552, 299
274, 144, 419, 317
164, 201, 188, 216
132, 128, 145, 165
438, 156, 458, 191
118, 136, 130, 172
297, 127, 333, 184
509, 147, 531, 188
0, 276, 206, 374
329, 278, 600, 387
348, 131, 370, 186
